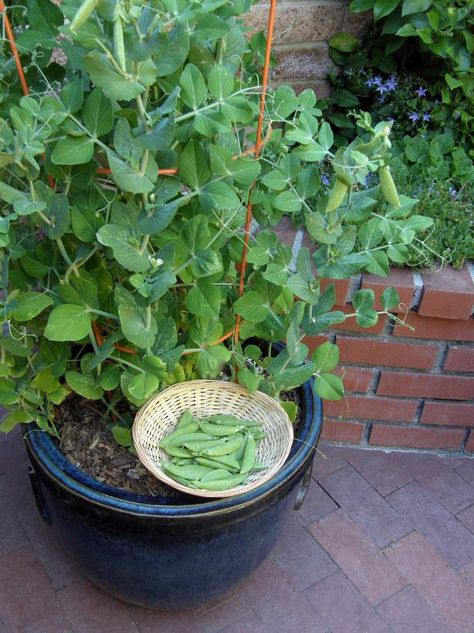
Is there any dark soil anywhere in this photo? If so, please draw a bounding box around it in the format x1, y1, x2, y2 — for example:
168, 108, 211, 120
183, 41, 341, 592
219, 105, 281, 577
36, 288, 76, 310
57, 397, 174, 497
56, 388, 303, 497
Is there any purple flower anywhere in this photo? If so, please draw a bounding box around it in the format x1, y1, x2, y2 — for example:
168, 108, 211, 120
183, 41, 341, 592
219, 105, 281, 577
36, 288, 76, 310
373, 76, 383, 86
415, 86, 427, 97
376, 83, 389, 94
449, 186, 457, 199
422, 112, 430, 122
321, 175, 330, 187
408, 112, 420, 122
365, 77, 376, 87
385, 75, 398, 91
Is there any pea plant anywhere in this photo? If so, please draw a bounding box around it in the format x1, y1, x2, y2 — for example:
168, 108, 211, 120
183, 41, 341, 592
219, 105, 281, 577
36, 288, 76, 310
0, 0, 432, 443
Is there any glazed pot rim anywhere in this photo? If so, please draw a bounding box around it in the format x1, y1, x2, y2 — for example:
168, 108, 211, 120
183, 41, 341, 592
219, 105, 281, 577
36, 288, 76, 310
25, 379, 322, 517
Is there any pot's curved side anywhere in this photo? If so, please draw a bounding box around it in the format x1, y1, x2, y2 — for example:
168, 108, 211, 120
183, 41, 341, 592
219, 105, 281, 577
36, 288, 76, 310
24, 380, 323, 609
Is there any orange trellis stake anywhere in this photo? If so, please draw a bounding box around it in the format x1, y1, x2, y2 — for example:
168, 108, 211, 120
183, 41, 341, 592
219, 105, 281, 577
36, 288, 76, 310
0, 0, 29, 97
233, 0, 277, 348
1, 0, 279, 359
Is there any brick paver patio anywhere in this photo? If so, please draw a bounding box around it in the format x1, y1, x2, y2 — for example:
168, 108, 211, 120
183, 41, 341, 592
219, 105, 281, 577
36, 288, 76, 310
1, 429, 474, 633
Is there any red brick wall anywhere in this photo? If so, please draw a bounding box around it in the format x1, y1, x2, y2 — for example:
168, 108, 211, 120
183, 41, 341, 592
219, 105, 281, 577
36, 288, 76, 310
306, 266, 474, 455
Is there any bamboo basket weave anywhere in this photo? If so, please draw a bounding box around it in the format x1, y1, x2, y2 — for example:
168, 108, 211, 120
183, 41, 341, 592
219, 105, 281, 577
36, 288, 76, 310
132, 380, 294, 498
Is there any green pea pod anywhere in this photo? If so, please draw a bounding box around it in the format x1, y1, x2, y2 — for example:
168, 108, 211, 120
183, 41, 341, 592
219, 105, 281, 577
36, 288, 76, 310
201, 469, 233, 482
251, 462, 266, 471
176, 409, 193, 428
240, 434, 256, 474
161, 445, 192, 458
325, 178, 348, 213
195, 456, 240, 472
249, 428, 265, 440
164, 463, 216, 481
234, 440, 246, 461
113, 17, 126, 72
70, 0, 98, 32
206, 413, 260, 427
169, 432, 213, 447
199, 421, 242, 436
159, 422, 199, 448
183, 438, 226, 452
379, 166, 400, 208
174, 458, 194, 466
196, 474, 248, 491
203, 435, 243, 457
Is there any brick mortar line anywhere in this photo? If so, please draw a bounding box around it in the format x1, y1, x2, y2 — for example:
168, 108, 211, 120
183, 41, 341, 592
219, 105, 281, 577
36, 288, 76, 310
319, 439, 474, 459
336, 362, 474, 377
368, 368, 381, 395
333, 331, 474, 346
325, 416, 474, 432
434, 342, 449, 370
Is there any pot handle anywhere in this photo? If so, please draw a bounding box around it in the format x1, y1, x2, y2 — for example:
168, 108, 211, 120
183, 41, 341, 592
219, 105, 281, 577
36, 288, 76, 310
294, 462, 313, 511
28, 466, 52, 525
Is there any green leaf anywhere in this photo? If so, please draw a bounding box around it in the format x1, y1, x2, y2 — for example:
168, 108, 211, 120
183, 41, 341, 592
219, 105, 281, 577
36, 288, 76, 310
107, 152, 154, 194
262, 263, 289, 286
180, 64, 207, 109
381, 287, 400, 311
112, 426, 133, 447
207, 64, 234, 98
273, 364, 315, 391
71, 206, 105, 243
0, 409, 34, 433
200, 181, 241, 211
293, 141, 328, 162
45, 305, 91, 341
179, 141, 211, 189
61, 79, 84, 114
402, 0, 431, 16
197, 345, 231, 378
51, 136, 94, 165
83, 89, 114, 137
237, 366, 260, 394
312, 342, 339, 372
329, 32, 359, 53
287, 274, 319, 304
318, 122, 334, 150
47, 194, 70, 239
234, 291, 272, 323
127, 373, 160, 402
97, 224, 150, 272
65, 371, 103, 400
315, 373, 344, 400
273, 191, 302, 213
137, 200, 181, 235
99, 365, 121, 390
280, 400, 298, 422
154, 25, 189, 77
116, 288, 157, 349
85, 51, 144, 101
135, 118, 174, 151
318, 254, 369, 279
262, 170, 288, 191
366, 251, 389, 276
12, 292, 53, 321
350, 0, 374, 11
186, 283, 221, 318
303, 311, 346, 335
352, 289, 378, 328
32, 368, 60, 394
374, 0, 401, 20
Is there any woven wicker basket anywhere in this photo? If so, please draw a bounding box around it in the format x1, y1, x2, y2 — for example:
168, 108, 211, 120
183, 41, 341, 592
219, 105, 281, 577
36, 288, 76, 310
132, 380, 294, 498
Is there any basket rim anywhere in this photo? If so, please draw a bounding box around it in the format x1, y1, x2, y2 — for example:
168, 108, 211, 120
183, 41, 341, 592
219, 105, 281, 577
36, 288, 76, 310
132, 380, 294, 498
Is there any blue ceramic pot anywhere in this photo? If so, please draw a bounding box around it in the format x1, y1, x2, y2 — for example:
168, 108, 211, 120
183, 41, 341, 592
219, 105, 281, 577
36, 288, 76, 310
24, 378, 322, 609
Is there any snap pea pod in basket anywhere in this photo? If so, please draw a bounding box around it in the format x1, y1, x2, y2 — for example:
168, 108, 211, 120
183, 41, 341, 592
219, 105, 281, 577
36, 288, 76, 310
158, 411, 267, 492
